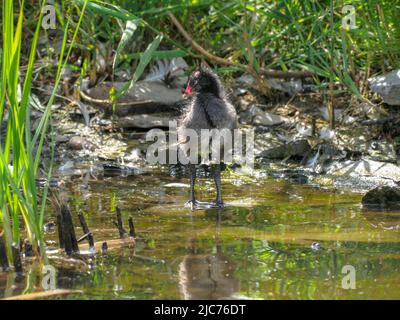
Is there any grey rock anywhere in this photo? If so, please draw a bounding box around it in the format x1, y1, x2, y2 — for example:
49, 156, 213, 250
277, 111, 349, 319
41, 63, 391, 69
318, 106, 343, 122
362, 186, 400, 210
68, 136, 85, 150
266, 78, 303, 94
248, 105, 263, 117
366, 140, 397, 163
117, 114, 171, 129
68, 136, 95, 151
56, 135, 70, 143
312, 159, 400, 191
58, 161, 74, 173
254, 132, 282, 156
238, 104, 261, 124
238, 110, 253, 125
237, 74, 255, 85
253, 111, 288, 126
85, 81, 183, 105
259, 139, 311, 160
333, 127, 397, 163
326, 159, 400, 182
306, 143, 347, 172
369, 69, 400, 105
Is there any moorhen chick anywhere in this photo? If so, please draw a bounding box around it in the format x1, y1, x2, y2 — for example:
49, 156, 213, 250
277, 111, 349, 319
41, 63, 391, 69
178, 68, 238, 209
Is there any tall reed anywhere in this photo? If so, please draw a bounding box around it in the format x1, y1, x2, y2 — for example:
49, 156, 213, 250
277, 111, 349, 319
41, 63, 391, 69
0, 0, 89, 264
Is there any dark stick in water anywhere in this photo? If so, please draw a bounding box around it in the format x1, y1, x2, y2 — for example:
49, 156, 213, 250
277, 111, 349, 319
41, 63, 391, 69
56, 212, 65, 249
101, 242, 108, 255
78, 211, 94, 249
60, 203, 79, 255
59, 207, 72, 255
128, 217, 136, 238
0, 232, 9, 271
115, 206, 127, 239
12, 244, 23, 275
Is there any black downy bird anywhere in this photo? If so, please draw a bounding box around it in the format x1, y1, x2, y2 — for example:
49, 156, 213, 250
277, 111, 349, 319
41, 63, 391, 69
178, 68, 238, 209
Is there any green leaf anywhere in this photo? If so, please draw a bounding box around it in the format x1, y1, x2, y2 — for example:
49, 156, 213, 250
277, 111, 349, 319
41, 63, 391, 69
118, 20, 139, 55
113, 19, 139, 72
114, 35, 163, 100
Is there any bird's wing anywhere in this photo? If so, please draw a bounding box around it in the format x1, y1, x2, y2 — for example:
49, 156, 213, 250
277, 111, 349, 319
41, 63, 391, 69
204, 96, 237, 129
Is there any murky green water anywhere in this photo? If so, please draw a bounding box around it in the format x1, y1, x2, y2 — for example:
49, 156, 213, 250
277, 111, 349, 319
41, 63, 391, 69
1, 168, 400, 299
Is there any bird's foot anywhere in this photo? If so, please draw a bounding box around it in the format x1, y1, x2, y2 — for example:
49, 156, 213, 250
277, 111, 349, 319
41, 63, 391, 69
212, 200, 225, 208
185, 200, 200, 210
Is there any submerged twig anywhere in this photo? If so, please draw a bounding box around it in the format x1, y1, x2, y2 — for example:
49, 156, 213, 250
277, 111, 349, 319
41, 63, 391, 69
58, 203, 80, 255
77, 238, 134, 253
115, 206, 127, 239
101, 242, 108, 255
56, 212, 65, 249
3, 289, 83, 300
128, 217, 136, 238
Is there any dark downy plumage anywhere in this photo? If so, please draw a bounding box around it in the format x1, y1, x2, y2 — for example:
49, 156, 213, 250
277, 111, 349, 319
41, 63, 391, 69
178, 68, 238, 209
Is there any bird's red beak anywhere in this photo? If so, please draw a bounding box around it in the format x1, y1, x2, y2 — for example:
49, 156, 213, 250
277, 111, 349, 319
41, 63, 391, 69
184, 84, 192, 95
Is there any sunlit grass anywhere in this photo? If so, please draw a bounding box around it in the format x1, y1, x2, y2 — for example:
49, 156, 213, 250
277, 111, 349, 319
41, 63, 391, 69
0, 0, 89, 264
77, 0, 400, 95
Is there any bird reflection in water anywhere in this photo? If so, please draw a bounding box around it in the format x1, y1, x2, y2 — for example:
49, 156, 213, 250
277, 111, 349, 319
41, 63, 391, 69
178, 210, 239, 299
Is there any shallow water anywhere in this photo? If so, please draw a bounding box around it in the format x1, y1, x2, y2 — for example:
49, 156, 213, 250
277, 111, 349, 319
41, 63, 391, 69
1, 168, 400, 300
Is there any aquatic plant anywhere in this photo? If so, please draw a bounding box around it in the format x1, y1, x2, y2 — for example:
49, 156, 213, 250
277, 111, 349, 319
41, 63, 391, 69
0, 0, 89, 263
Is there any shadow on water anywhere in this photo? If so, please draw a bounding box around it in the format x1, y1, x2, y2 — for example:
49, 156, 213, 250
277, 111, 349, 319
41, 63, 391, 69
1, 168, 400, 299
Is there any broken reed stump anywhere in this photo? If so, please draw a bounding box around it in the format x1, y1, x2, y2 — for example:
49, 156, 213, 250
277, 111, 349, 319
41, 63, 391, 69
56, 212, 65, 249
77, 211, 94, 249
128, 217, 136, 238
115, 206, 127, 239
0, 232, 10, 271
101, 242, 108, 255
23, 239, 34, 257
12, 244, 23, 275
58, 203, 79, 255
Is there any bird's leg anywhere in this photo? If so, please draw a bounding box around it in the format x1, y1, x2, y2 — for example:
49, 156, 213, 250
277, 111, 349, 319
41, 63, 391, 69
185, 164, 197, 209
211, 163, 224, 207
